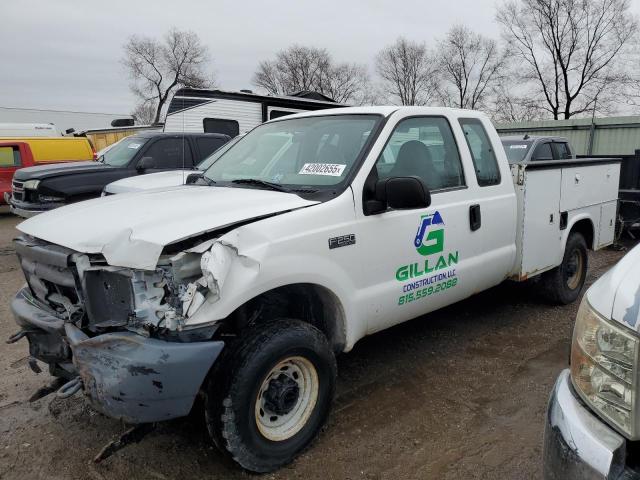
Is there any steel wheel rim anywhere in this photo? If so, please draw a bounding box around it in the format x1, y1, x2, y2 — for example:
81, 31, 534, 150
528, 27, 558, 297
255, 356, 319, 442
566, 249, 584, 290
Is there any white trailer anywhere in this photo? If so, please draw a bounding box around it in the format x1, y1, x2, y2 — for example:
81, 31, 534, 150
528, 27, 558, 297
0, 106, 133, 135
163, 88, 342, 136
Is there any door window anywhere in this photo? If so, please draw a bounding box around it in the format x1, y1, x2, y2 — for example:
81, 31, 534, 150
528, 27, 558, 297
532, 142, 553, 161
375, 116, 464, 191
0, 146, 20, 166
143, 138, 194, 168
196, 137, 228, 159
458, 118, 501, 186
552, 142, 571, 159
203, 118, 240, 137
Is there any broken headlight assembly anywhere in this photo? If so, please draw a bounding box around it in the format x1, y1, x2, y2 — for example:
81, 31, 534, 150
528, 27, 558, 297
79, 241, 229, 338
571, 297, 640, 438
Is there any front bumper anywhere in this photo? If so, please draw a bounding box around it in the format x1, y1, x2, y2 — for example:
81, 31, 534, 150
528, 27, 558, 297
543, 370, 640, 479
11, 288, 224, 423
9, 197, 64, 218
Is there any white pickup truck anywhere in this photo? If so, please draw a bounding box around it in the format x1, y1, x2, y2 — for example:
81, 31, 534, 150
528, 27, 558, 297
8, 106, 620, 472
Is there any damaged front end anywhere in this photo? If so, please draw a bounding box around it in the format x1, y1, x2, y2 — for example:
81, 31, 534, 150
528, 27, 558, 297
9, 234, 227, 423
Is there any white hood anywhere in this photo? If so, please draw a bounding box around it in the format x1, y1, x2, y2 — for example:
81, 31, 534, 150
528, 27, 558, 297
18, 185, 317, 270
587, 243, 640, 332
105, 170, 194, 194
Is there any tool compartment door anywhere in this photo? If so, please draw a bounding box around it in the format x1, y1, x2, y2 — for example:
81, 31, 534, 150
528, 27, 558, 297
520, 168, 562, 277
560, 163, 619, 212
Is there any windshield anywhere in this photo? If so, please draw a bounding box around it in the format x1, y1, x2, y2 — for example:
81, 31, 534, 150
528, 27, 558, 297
501, 140, 532, 163
203, 114, 381, 189
101, 136, 148, 166
196, 135, 242, 170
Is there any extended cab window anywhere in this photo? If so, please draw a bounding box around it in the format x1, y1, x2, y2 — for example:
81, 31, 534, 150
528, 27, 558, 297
144, 138, 194, 168
532, 142, 553, 161
459, 118, 500, 186
375, 116, 464, 191
0, 146, 20, 166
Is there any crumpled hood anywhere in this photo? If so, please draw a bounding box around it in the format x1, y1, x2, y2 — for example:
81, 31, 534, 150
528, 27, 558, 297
106, 170, 195, 194
587, 243, 640, 332
18, 185, 318, 269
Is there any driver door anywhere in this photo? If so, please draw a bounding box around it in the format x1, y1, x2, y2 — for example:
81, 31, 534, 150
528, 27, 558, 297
351, 114, 481, 334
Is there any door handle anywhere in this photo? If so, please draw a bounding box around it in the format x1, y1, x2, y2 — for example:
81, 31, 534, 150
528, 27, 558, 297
469, 204, 481, 231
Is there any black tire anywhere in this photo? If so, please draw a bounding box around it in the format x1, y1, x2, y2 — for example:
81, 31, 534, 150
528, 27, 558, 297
204, 319, 337, 473
543, 232, 588, 305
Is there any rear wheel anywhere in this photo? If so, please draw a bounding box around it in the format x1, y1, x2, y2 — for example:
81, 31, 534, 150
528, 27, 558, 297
543, 232, 588, 304
205, 319, 336, 472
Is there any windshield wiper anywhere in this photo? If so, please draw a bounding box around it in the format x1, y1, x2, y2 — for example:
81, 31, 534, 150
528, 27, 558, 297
230, 178, 288, 192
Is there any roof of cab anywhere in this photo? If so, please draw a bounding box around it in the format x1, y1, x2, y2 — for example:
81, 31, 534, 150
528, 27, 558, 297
271, 105, 490, 121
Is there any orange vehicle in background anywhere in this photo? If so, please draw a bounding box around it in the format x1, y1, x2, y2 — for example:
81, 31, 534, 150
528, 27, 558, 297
0, 138, 94, 212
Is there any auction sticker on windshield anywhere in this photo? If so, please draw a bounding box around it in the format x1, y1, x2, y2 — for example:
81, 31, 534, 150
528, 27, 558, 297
299, 163, 346, 176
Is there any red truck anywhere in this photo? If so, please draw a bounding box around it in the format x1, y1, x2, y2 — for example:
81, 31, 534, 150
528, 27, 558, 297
0, 139, 94, 213
0, 142, 35, 213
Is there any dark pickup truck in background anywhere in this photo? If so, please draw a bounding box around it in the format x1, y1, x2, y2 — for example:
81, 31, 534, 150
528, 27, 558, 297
9, 132, 230, 217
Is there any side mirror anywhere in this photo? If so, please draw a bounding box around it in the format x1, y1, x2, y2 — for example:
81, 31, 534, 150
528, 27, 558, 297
185, 172, 204, 185
363, 176, 430, 215
137, 156, 156, 171
386, 176, 431, 210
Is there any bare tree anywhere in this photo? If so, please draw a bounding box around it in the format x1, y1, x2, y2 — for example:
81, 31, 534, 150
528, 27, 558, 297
252, 45, 369, 104
123, 28, 214, 124
436, 26, 507, 110
497, 0, 638, 119
488, 81, 544, 122
131, 102, 157, 125
376, 38, 438, 105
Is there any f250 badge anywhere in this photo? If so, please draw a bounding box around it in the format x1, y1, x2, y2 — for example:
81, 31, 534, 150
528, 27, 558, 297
329, 234, 356, 249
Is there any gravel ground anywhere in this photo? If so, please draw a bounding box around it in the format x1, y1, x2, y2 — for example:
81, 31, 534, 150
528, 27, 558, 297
0, 212, 631, 480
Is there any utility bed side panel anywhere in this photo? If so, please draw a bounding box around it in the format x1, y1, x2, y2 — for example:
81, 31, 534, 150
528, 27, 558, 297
520, 169, 563, 278
559, 163, 619, 212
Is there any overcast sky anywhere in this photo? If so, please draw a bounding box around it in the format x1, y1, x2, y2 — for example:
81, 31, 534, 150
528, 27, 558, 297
2, 0, 639, 115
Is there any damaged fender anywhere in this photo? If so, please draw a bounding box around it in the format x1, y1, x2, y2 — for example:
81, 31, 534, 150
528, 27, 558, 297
66, 324, 223, 423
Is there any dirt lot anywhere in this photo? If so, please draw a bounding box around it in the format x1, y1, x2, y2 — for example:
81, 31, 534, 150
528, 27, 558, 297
0, 213, 630, 480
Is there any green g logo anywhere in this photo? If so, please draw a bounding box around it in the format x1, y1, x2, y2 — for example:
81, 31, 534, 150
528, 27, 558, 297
414, 212, 444, 256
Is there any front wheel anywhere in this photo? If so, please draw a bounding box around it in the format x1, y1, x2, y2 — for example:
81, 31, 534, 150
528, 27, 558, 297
205, 319, 336, 472
543, 232, 588, 305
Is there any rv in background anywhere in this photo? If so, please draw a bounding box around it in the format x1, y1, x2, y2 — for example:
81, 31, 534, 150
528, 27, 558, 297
163, 88, 343, 136
0, 106, 134, 136
0, 123, 60, 137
